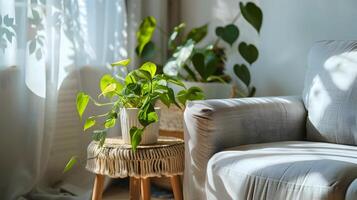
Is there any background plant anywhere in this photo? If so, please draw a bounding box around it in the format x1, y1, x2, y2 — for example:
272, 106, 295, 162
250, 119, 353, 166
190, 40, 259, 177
135, 1, 263, 97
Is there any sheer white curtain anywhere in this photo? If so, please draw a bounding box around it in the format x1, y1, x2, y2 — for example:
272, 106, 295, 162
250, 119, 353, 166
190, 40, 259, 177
0, 0, 127, 199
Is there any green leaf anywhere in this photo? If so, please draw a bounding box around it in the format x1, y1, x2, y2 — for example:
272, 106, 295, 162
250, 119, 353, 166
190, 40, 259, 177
139, 41, 156, 60
192, 53, 206, 80
111, 59, 131, 67
135, 69, 152, 80
186, 24, 208, 43
168, 87, 181, 109
104, 117, 116, 128
76, 92, 89, 119
215, 24, 239, 45
203, 50, 219, 78
125, 71, 138, 85
136, 16, 157, 55
140, 62, 157, 78
177, 87, 205, 105
234, 64, 251, 86
166, 76, 185, 88
168, 23, 186, 50
239, 2, 263, 33
84, 118, 96, 131
183, 65, 198, 81
100, 83, 117, 97
100, 74, 113, 92
238, 42, 259, 64
63, 156, 77, 173
159, 94, 171, 108
130, 127, 144, 151
100, 74, 123, 97
138, 100, 158, 126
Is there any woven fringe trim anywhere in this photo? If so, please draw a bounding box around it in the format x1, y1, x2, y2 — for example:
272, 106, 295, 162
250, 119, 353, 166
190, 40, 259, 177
86, 141, 185, 178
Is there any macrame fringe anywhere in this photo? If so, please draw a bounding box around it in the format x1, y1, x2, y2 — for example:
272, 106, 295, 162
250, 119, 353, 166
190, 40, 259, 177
86, 140, 184, 178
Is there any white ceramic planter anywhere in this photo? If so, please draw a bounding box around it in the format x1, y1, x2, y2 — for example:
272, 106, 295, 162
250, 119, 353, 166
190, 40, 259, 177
120, 107, 160, 145
172, 81, 234, 99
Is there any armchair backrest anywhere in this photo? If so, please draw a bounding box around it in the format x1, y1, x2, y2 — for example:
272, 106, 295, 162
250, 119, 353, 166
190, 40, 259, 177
303, 40, 357, 145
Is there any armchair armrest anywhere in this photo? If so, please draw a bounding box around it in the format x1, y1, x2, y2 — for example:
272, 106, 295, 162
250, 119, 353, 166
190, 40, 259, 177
183, 96, 307, 200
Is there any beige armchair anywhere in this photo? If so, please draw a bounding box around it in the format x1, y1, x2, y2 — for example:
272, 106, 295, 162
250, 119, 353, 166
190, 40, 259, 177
184, 40, 357, 200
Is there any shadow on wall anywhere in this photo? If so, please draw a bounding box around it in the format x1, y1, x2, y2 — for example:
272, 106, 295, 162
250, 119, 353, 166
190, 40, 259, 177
46, 66, 122, 187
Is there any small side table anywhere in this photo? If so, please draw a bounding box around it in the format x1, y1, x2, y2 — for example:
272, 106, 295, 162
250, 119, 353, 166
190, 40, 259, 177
86, 136, 184, 200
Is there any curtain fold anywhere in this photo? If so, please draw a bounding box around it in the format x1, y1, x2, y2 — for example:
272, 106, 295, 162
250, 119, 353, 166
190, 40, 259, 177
0, 0, 127, 199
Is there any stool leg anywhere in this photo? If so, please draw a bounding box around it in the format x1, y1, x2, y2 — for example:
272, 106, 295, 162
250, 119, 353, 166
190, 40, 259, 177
130, 177, 141, 200
140, 177, 151, 200
170, 175, 183, 200
92, 174, 105, 200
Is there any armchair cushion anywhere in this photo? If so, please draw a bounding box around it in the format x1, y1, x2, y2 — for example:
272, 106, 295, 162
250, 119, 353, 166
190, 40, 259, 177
303, 40, 357, 145
206, 141, 357, 200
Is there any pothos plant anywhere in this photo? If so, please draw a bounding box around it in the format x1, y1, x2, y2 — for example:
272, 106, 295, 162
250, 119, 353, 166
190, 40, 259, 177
64, 59, 204, 172
135, 2, 263, 97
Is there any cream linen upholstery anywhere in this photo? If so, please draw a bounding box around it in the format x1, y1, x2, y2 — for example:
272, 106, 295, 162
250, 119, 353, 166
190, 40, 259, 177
206, 141, 357, 200
303, 41, 357, 144
184, 40, 357, 200
184, 96, 307, 200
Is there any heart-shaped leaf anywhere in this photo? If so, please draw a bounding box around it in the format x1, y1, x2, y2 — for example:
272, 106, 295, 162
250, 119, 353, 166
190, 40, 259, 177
239, 2, 263, 33
139, 41, 156, 60
104, 117, 116, 128
136, 16, 156, 55
234, 64, 251, 86
84, 117, 96, 131
186, 24, 208, 43
238, 42, 259, 64
76, 92, 89, 119
140, 62, 157, 78
215, 24, 239, 45
191, 53, 206, 79
63, 156, 77, 173
130, 127, 144, 151
111, 59, 131, 67
100, 74, 123, 97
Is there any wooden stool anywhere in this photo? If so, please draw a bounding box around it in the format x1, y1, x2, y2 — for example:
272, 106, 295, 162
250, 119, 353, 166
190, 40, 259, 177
86, 137, 184, 200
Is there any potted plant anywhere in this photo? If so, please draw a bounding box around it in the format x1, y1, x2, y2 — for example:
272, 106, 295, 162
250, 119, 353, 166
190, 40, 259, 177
135, 1, 263, 99
64, 59, 203, 171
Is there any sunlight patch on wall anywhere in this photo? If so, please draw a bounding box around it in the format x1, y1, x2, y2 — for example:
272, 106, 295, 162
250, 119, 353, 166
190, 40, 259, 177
324, 51, 357, 91
307, 75, 331, 126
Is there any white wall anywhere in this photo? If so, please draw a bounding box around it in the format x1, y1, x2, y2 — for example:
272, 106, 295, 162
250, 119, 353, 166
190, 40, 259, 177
181, 0, 357, 96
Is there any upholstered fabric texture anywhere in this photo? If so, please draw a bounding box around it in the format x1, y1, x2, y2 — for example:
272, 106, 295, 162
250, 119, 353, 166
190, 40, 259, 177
303, 40, 357, 144
183, 96, 307, 200
206, 141, 357, 200
184, 40, 357, 200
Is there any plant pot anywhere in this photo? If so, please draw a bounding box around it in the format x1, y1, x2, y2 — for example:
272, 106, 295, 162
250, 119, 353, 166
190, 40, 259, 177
172, 81, 234, 99
120, 107, 161, 145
